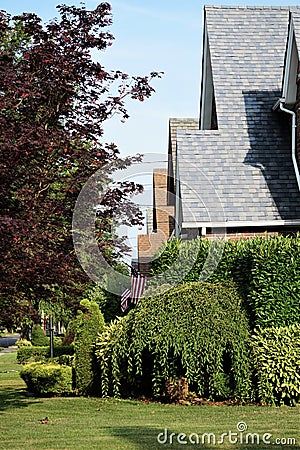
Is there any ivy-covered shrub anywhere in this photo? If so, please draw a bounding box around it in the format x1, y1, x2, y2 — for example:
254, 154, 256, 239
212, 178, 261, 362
20, 362, 72, 395
17, 345, 74, 364
150, 235, 300, 328
96, 282, 253, 401
31, 324, 49, 346
252, 323, 300, 406
73, 299, 105, 395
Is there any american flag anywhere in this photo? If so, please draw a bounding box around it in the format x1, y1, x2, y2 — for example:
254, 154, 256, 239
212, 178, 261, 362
120, 288, 131, 312
130, 270, 147, 304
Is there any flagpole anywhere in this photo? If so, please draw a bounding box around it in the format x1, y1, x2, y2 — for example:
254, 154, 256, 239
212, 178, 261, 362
122, 261, 138, 276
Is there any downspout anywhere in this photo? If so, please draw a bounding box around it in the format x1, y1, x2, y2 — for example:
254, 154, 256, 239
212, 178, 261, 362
175, 149, 181, 238
279, 101, 300, 191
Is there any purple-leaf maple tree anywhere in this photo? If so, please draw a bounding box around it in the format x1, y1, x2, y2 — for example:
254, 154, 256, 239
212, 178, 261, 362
0, 3, 162, 330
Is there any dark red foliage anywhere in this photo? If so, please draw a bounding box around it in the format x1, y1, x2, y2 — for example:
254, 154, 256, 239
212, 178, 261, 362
0, 3, 162, 328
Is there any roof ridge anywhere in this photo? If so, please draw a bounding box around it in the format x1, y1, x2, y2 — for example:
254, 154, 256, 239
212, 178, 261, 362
204, 4, 298, 10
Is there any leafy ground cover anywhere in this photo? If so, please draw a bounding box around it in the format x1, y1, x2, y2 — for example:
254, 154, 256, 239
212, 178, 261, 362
0, 352, 299, 450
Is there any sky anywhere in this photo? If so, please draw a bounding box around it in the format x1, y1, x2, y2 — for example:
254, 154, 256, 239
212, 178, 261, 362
2, 0, 300, 260
0, 0, 205, 157
4, 0, 300, 158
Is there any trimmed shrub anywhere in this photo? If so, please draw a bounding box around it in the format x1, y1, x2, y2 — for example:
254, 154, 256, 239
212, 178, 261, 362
83, 285, 121, 323
73, 299, 105, 395
20, 362, 72, 395
96, 282, 253, 401
150, 237, 210, 284
53, 336, 63, 345
249, 235, 300, 328
17, 345, 74, 364
31, 324, 49, 346
252, 323, 300, 406
150, 235, 300, 328
16, 338, 32, 347
56, 354, 74, 367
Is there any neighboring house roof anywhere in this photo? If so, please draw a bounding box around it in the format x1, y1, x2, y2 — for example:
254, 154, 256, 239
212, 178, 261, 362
168, 118, 199, 179
176, 6, 300, 229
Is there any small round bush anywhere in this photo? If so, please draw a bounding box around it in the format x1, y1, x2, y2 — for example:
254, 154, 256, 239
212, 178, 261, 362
31, 324, 49, 346
20, 362, 73, 395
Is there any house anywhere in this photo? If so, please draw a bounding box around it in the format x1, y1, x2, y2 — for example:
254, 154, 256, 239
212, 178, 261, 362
173, 6, 300, 240
138, 6, 300, 270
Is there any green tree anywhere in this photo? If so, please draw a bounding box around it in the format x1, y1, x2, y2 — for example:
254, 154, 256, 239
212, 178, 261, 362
0, 3, 161, 329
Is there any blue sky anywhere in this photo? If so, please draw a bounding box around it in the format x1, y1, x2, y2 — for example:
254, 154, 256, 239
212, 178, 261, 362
0, 0, 204, 158
2, 0, 299, 258
3, 0, 299, 160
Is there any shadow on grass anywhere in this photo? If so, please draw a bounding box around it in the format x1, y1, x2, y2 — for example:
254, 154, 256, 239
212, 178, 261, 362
0, 387, 41, 413
107, 426, 300, 450
103, 426, 167, 449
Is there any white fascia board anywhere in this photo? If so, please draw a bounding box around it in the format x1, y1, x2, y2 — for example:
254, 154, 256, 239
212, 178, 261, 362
200, 20, 208, 130
182, 220, 300, 229
282, 17, 297, 103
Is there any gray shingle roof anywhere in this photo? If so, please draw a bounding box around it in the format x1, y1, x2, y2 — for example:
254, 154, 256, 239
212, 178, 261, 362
177, 6, 300, 226
168, 118, 199, 181
291, 11, 300, 57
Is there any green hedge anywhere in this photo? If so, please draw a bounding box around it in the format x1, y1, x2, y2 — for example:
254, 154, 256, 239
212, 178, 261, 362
252, 323, 300, 406
17, 345, 74, 364
20, 362, 72, 395
73, 299, 105, 395
96, 282, 253, 401
249, 236, 300, 328
16, 338, 32, 347
150, 235, 300, 328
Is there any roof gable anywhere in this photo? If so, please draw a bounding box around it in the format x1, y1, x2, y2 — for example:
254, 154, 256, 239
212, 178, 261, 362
291, 11, 300, 57
175, 6, 300, 228
203, 6, 295, 130
282, 11, 300, 106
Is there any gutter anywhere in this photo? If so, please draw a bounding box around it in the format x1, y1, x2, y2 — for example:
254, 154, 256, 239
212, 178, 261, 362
182, 219, 300, 229
278, 100, 300, 191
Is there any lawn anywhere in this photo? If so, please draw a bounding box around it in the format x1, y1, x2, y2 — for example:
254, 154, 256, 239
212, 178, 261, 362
0, 352, 299, 450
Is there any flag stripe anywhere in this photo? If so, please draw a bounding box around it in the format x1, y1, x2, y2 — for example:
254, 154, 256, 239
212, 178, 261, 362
121, 288, 131, 312
131, 273, 147, 304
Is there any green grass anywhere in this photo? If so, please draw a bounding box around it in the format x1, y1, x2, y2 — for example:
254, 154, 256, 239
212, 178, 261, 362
0, 352, 299, 449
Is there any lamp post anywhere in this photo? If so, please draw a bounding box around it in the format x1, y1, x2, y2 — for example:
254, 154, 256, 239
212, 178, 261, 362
49, 314, 54, 358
